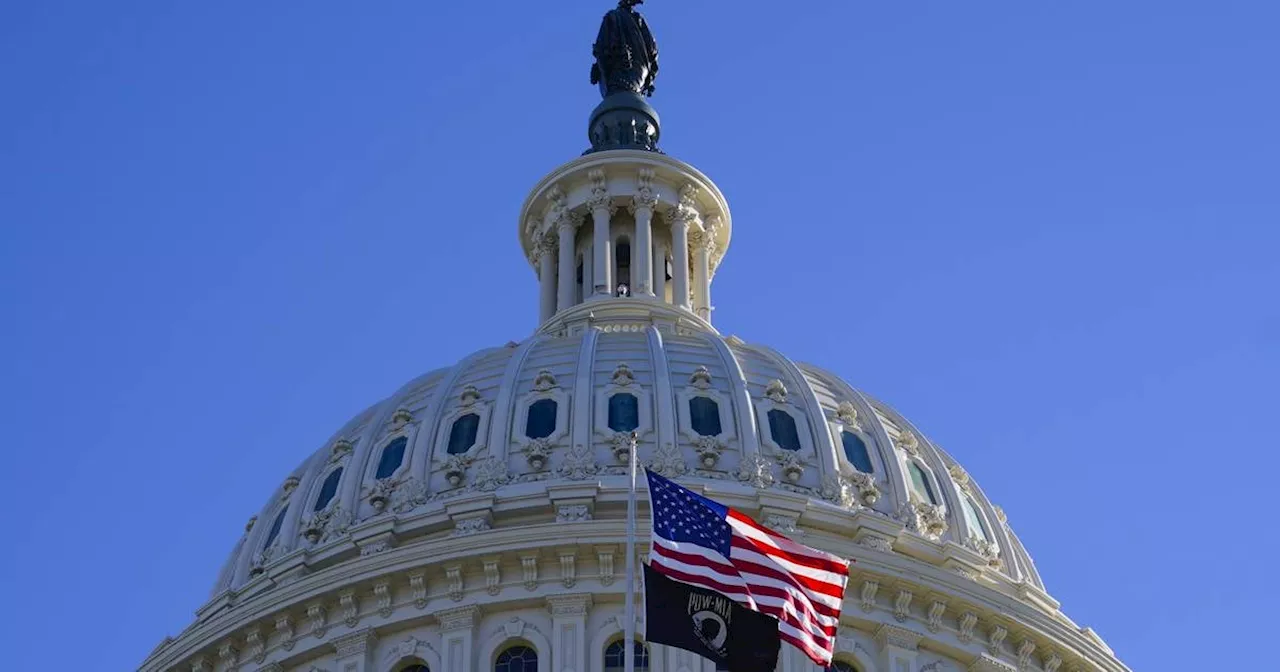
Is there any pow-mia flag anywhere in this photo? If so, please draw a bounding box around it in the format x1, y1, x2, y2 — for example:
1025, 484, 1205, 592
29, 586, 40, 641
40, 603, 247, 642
643, 564, 781, 672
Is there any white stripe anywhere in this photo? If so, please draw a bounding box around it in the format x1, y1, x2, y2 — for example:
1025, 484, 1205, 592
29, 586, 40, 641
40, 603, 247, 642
727, 514, 850, 565
731, 546, 846, 611
728, 517, 850, 586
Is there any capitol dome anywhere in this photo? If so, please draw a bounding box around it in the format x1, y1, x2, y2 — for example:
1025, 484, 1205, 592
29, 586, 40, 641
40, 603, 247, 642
142, 7, 1130, 672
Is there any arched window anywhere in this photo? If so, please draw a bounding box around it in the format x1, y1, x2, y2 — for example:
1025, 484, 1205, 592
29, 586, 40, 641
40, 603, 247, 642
263, 506, 288, 549
375, 436, 408, 480
526, 399, 557, 439
840, 431, 874, 473
608, 393, 640, 432
768, 409, 802, 451
961, 494, 990, 541
398, 665, 430, 672
908, 461, 939, 505
313, 468, 342, 511
604, 640, 649, 671
828, 662, 859, 672
495, 645, 538, 672
689, 396, 722, 436
447, 413, 480, 455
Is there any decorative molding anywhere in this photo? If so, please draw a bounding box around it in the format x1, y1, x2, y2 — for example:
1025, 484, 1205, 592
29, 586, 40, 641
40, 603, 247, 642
189, 656, 211, 672
597, 546, 616, 586
587, 170, 610, 211
860, 580, 879, 612
736, 453, 776, 489
374, 580, 392, 618
445, 565, 464, 602
1042, 652, 1063, 672
299, 504, 352, 545
525, 437, 554, 471
483, 557, 502, 595
331, 627, 376, 659
1016, 638, 1037, 670
274, 614, 296, 651
244, 627, 265, 664
988, 624, 1009, 655
764, 379, 788, 403
339, 590, 359, 627
546, 593, 593, 617
856, 534, 894, 553
559, 548, 578, 588
281, 476, 300, 498
958, 612, 979, 643
900, 500, 949, 539
647, 441, 688, 477
835, 401, 863, 431
776, 450, 805, 483
452, 516, 492, 537
689, 365, 713, 389
927, 600, 947, 633
875, 623, 922, 651
409, 572, 428, 609
894, 588, 914, 622
381, 635, 438, 668
632, 168, 658, 211
691, 435, 725, 469
521, 553, 539, 590
763, 513, 801, 535
895, 430, 920, 456
435, 604, 480, 632
969, 655, 1018, 672
307, 602, 327, 639
558, 443, 599, 480
217, 641, 238, 669
557, 503, 592, 522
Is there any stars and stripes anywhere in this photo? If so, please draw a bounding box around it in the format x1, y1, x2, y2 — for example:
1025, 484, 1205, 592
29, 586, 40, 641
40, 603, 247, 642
644, 469, 852, 665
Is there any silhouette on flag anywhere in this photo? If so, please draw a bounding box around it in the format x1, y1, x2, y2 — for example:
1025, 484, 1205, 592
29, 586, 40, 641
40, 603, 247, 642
644, 469, 852, 665
644, 564, 780, 672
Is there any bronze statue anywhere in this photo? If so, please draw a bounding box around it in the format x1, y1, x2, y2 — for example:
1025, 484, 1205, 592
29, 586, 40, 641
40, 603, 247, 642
590, 0, 659, 98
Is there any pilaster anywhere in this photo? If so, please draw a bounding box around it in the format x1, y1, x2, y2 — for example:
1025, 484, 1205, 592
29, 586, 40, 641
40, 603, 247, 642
631, 168, 657, 296
546, 594, 593, 672
331, 627, 377, 672
876, 623, 922, 672
436, 604, 480, 672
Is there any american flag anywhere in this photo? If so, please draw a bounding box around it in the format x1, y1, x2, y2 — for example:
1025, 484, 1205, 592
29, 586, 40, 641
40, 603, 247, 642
644, 469, 851, 665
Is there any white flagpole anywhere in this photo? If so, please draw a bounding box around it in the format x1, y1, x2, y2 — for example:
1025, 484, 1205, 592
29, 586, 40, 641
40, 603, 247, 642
623, 430, 638, 672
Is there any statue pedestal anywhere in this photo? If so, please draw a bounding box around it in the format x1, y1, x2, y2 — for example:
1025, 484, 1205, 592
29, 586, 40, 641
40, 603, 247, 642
586, 92, 661, 154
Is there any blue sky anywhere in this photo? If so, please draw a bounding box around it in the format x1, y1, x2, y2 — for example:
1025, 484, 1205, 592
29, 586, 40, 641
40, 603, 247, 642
1, 1, 1276, 669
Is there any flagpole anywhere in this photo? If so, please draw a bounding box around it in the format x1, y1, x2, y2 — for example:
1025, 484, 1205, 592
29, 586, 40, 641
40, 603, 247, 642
624, 430, 638, 672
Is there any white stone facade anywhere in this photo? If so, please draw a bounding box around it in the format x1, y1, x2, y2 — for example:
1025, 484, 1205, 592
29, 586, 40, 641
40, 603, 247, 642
142, 149, 1128, 672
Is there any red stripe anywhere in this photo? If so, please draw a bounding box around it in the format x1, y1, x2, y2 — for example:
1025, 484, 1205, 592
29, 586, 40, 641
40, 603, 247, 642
729, 509, 853, 574
731, 538, 848, 602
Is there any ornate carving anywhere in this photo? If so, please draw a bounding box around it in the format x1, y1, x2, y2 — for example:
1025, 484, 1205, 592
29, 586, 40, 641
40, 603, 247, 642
763, 513, 801, 535
442, 453, 472, 487
689, 365, 713, 389
307, 602, 327, 638
281, 476, 300, 497
339, 590, 359, 627
633, 168, 658, 211
445, 565, 464, 602
558, 443, 599, 480
392, 407, 413, 426
329, 439, 354, 463
967, 536, 1003, 569
969, 655, 1018, 672
189, 656, 211, 672
875, 623, 922, 650
409, 572, 428, 609
300, 504, 352, 544
359, 539, 392, 556
522, 437, 553, 471
948, 464, 971, 491
471, 455, 510, 491
776, 451, 806, 482
382, 636, 437, 668
647, 441, 688, 477
389, 476, 429, 514
988, 625, 1008, 654
332, 628, 375, 659
611, 361, 636, 385
587, 169, 610, 211
609, 431, 638, 463
521, 554, 539, 590
764, 379, 788, 403
676, 183, 700, 227
243, 515, 257, 533
894, 588, 913, 622
532, 369, 559, 391
559, 549, 578, 588
597, 546, 616, 585
275, 614, 296, 651
927, 600, 947, 633
900, 500, 948, 539
691, 435, 724, 468
860, 580, 879, 612
460, 384, 481, 406
958, 612, 978, 643
365, 477, 399, 513
436, 604, 479, 632
835, 401, 862, 430
483, 558, 501, 595
895, 430, 920, 456
245, 628, 265, 664
736, 453, 776, 489
1017, 638, 1037, 670
994, 505, 1008, 525
547, 593, 593, 617
1042, 653, 1063, 672
820, 474, 856, 508
952, 564, 981, 581
848, 469, 881, 505
370, 581, 392, 618
217, 641, 238, 668
857, 535, 893, 553
452, 517, 491, 537
557, 504, 592, 522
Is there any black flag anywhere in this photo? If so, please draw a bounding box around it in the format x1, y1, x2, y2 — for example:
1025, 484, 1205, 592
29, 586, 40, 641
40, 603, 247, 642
644, 564, 781, 672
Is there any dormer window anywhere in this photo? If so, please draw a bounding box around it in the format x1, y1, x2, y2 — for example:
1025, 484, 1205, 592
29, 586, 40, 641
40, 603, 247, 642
962, 495, 990, 541
908, 461, 939, 505
689, 396, 722, 436
840, 431, 874, 473
767, 408, 802, 451
263, 507, 287, 549
447, 413, 481, 454
313, 468, 342, 511
374, 436, 408, 480
608, 393, 639, 432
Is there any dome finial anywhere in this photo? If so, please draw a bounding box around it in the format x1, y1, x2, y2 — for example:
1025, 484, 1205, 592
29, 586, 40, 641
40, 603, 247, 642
586, 0, 661, 153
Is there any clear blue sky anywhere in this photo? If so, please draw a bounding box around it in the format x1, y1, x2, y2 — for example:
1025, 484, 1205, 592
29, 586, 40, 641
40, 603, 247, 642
2, 2, 1276, 669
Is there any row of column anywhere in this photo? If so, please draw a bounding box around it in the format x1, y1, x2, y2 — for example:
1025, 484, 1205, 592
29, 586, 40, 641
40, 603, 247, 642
536, 201, 713, 323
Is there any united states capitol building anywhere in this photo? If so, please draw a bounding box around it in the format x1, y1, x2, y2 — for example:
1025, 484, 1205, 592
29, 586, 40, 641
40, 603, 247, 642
141, 5, 1131, 672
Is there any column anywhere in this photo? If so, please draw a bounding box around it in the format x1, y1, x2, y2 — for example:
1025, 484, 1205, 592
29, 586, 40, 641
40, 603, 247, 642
875, 624, 921, 672
546, 594, 592, 672
632, 168, 657, 296
557, 215, 577, 312
651, 242, 666, 303
538, 233, 556, 323
589, 169, 612, 296
436, 605, 480, 672
691, 227, 711, 320
582, 243, 593, 304
331, 628, 377, 672
670, 216, 690, 310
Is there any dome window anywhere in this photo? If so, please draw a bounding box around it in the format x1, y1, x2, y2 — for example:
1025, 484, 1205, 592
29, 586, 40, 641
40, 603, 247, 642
263, 506, 287, 549
525, 399, 558, 439
840, 431, 874, 474
962, 494, 990, 542
689, 396, 722, 436
608, 393, 640, 432
604, 640, 649, 671
495, 645, 538, 672
767, 409, 802, 451
313, 468, 342, 512
908, 461, 939, 505
375, 436, 408, 480
447, 413, 480, 455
